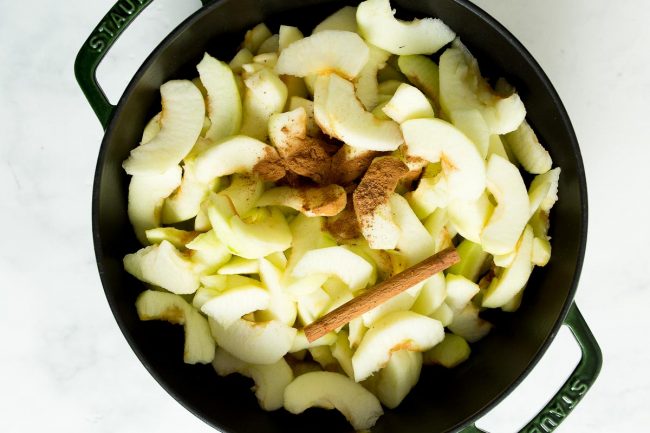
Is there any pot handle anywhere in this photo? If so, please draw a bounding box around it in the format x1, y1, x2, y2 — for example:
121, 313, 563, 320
74, 0, 214, 130
458, 304, 602, 433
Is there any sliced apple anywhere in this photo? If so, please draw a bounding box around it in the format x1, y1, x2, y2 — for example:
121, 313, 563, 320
279, 25, 304, 51
207, 194, 292, 259
185, 230, 232, 275
439, 45, 526, 134
356, 45, 392, 110
448, 303, 492, 343
243, 23, 272, 54
488, 134, 511, 160
348, 317, 368, 349
313, 6, 358, 33
295, 287, 331, 326
325, 74, 404, 151
411, 272, 446, 316
141, 112, 161, 144
127, 166, 182, 244
445, 274, 480, 310
483, 225, 534, 308
256, 258, 297, 326
423, 333, 471, 368
353, 156, 408, 249
292, 246, 374, 291
257, 34, 279, 54
401, 118, 486, 201
309, 346, 338, 370
229, 48, 254, 73
288, 97, 321, 136
200, 284, 270, 328
357, 0, 455, 55
405, 163, 448, 219
197, 53, 241, 141
218, 174, 264, 216
313, 74, 335, 135
258, 185, 347, 217
161, 160, 220, 224
291, 330, 338, 352
209, 317, 296, 364
212, 347, 292, 411
448, 239, 490, 282
218, 256, 260, 275
430, 302, 454, 327
276, 31, 369, 79
503, 119, 552, 174
193, 135, 282, 184
145, 227, 198, 249
377, 79, 403, 96
352, 310, 444, 381
332, 330, 355, 378
286, 214, 337, 271
450, 109, 490, 158
423, 207, 453, 252
397, 54, 440, 102
389, 193, 436, 265
362, 291, 417, 327
240, 68, 288, 141
268, 107, 307, 156
529, 167, 561, 214
480, 154, 529, 255
136, 290, 214, 364
330, 145, 380, 184
374, 349, 422, 408
446, 192, 493, 243
382, 83, 435, 123
284, 371, 383, 431
123, 80, 205, 175
124, 240, 199, 295
532, 236, 551, 267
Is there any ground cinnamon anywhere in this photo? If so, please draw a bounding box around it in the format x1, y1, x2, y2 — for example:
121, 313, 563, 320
253, 147, 287, 181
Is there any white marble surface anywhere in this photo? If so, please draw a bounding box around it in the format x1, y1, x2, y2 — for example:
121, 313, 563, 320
1, 0, 648, 432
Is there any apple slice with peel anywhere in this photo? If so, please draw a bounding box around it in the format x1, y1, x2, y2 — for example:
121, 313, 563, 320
127, 166, 182, 245
209, 317, 296, 364
325, 74, 404, 151
411, 272, 446, 316
185, 230, 232, 275
197, 53, 242, 141
193, 136, 282, 184
276, 31, 369, 79
354, 156, 408, 249
382, 83, 435, 123
357, 0, 455, 55
258, 185, 347, 217
483, 225, 534, 308
448, 239, 490, 282
373, 349, 422, 408
136, 290, 214, 364
313, 6, 358, 33
503, 120, 552, 174
448, 303, 492, 343
389, 194, 436, 265
401, 118, 486, 201
284, 371, 383, 431
480, 154, 529, 255
356, 45, 391, 110
423, 333, 471, 368
352, 310, 444, 381
445, 274, 480, 310
446, 192, 493, 243
240, 68, 288, 141
124, 240, 199, 295
292, 246, 374, 291
212, 347, 293, 411
397, 55, 440, 101
439, 45, 526, 134
200, 284, 270, 328
123, 80, 205, 175
207, 194, 292, 259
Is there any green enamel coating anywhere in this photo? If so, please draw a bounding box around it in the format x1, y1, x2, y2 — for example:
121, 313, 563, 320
458, 304, 602, 433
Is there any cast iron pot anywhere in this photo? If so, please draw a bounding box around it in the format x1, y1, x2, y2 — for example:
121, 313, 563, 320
75, 1, 602, 432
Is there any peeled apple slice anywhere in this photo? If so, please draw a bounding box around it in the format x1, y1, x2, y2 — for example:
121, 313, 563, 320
382, 83, 435, 123
439, 46, 526, 134
357, 0, 455, 55
401, 118, 486, 201
389, 194, 436, 265
313, 74, 334, 135
331, 331, 355, 378
240, 68, 288, 141
411, 272, 446, 316
288, 97, 320, 136
374, 350, 422, 408
197, 53, 242, 141
218, 174, 264, 216
356, 45, 391, 110
186, 230, 232, 275
503, 120, 552, 174
257, 185, 347, 217
145, 227, 198, 249
161, 161, 219, 224
326, 74, 403, 151
212, 347, 293, 411
275, 30, 369, 79
480, 154, 530, 255
448, 303, 492, 343
444, 274, 480, 310
257, 34, 279, 54
209, 317, 296, 364
256, 258, 297, 326
284, 371, 383, 431
423, 333, 471, 368
279, 25, 303, 51
446, 192, 493, 244
397, 55, 439, 103
127, 166, 182, 244
192, 136, 279, 184
483, 225, 534, 308
286, 214, 337, 271
529, 167, 561, 214
200, 285, 270, 328
124, 240, 199, 295
291, 330, 338, 352
448, 239, 490, 282
352, 310, 444, 381
123, 80, 205, 175
292, 246, 374, 291
313, 6, 358, 33
218, 257, 259, 275
450, 109, 490, 158
136, 290, 214, 364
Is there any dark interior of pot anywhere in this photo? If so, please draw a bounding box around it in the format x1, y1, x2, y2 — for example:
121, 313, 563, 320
93, 0, 586, 432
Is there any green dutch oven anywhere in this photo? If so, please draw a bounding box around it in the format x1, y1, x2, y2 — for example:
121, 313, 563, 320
75, 0, 602, 432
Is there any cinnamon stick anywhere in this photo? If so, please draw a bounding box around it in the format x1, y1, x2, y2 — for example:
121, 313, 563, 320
303, 247, 460, 342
